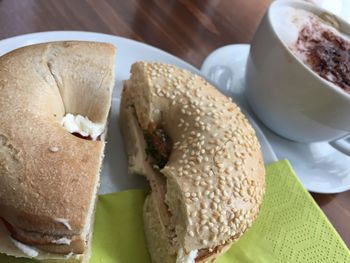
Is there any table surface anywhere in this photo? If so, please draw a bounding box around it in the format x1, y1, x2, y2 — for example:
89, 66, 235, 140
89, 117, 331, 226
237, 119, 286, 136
0, 0, 349, 248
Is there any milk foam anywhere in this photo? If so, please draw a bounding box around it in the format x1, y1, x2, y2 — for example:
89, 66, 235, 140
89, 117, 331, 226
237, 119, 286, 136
271, 5, 350, 93
271, 6, 349, 47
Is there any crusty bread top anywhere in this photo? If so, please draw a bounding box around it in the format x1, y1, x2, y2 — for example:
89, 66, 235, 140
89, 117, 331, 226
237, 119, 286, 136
0, 42, 115, 237
123, 62, 265, 251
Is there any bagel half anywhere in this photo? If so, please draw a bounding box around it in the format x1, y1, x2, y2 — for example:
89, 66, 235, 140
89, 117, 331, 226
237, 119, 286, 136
0, 41, 116, 262
120, 62, 265, 262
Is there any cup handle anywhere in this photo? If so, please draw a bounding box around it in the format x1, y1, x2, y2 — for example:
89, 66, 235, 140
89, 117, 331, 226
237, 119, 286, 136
329, 135, 350, 156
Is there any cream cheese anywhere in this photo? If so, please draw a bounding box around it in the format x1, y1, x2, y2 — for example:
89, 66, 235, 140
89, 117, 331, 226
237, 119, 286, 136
54, 218, 72, 231
10, 237, 39, 258
61, 113, 104, 141
51, 237, 71, 245
176, 248, 198, 263
65, 252, 74, 259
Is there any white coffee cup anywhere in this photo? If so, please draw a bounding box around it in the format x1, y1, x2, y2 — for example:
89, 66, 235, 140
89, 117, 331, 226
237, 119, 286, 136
245, 0, 350, 154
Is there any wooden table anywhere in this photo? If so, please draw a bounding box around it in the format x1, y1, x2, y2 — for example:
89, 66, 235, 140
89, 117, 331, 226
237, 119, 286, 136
0, 0, 349, 248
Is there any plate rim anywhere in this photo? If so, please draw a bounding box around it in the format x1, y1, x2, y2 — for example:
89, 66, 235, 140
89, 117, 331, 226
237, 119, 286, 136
0, 30, 199, 72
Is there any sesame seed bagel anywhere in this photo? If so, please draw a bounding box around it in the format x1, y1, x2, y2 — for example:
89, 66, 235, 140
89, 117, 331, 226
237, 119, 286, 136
0, 41, 116, 262
120, 62, 265, 262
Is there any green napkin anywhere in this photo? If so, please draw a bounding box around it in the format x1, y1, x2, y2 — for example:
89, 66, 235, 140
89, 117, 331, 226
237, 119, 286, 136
1, 160, 349, 262
216, 160, 350, 263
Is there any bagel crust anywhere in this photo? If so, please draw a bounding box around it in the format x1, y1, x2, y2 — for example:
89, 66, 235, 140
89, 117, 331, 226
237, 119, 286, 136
121, 62, 265, 262
0, 41, 116, 261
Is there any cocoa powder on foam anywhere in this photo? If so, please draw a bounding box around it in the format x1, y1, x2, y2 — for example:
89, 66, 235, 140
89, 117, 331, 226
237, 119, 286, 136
290, 14, 350, 93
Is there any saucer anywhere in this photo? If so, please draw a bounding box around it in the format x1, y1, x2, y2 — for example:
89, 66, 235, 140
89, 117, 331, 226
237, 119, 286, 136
201, 44, 350, 194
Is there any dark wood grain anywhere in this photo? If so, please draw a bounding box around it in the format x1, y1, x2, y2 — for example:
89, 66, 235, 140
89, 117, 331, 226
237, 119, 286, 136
0, 0, 270, 66
0, 0, 349, 248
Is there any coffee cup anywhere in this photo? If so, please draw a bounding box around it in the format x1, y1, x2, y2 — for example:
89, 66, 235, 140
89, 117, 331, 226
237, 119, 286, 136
245, 0, 350, 154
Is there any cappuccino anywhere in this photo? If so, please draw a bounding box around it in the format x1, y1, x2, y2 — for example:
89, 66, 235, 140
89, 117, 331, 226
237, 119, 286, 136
272, 7, 350, 94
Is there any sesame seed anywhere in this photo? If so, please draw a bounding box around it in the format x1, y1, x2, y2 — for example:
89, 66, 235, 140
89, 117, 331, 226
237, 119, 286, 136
49, 146, 59, 153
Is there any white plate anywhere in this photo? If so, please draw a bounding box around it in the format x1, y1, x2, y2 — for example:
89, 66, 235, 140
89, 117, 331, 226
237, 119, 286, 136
201, 44, 350, 194
0, 31, 277, 195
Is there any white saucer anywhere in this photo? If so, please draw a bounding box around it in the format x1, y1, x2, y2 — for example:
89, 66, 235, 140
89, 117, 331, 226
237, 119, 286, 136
201, 44, 350, 194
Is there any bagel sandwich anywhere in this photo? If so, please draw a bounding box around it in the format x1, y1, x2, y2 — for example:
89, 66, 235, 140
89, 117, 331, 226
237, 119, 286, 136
120, 62, 265, 262
0, 41, 116, 262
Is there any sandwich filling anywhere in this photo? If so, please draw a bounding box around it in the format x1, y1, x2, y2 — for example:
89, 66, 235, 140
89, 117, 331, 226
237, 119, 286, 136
132, 113, 173, 228
9, 237, 39, 258
0, 219, 79, 260
176, 248, 198, 263
1, 217, 79, 253
61, 113, 104, 141
144, 123, 172, 169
